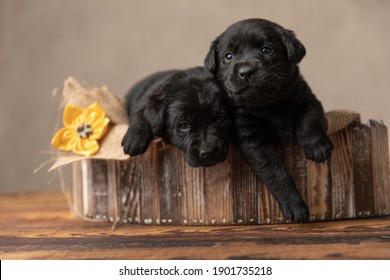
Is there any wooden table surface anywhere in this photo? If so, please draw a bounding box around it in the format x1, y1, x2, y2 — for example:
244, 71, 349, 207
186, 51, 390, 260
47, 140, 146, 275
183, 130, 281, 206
1, 192, 390, 260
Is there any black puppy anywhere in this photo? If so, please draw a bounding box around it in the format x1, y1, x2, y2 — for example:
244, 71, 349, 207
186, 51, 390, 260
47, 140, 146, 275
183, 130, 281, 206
205, 18, 333, 222
121, 67, 231, 167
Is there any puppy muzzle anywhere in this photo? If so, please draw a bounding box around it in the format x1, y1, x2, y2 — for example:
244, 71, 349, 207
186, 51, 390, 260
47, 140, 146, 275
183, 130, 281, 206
226, 60, 265, 93
235, 60, 260, 81
226, 60, 284, 100
185, 142, 229, 167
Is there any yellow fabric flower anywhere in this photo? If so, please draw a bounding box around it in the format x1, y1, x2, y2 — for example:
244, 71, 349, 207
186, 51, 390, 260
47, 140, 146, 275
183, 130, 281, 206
51, 103, 110, 156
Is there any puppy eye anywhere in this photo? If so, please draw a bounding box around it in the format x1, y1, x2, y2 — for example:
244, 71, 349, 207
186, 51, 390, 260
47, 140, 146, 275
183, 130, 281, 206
261, 46, 273, 55
224, 51, 234, 62
177, 120, 190, 130
217, 116, 227, 124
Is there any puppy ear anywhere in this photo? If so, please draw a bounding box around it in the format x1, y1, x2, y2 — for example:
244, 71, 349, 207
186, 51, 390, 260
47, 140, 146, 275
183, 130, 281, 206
281, 29, 306, 64
144, 85, 168, 136
204, 38, 219, 73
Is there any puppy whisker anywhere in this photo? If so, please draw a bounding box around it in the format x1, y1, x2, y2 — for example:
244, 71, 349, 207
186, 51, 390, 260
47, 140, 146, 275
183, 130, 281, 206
265, 63, 282, 71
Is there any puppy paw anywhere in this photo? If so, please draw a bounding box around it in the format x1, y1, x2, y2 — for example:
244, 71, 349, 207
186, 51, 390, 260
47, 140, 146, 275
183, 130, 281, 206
280, 200, 310, 223
303, 135, 334, 163
121, 125, 153, 156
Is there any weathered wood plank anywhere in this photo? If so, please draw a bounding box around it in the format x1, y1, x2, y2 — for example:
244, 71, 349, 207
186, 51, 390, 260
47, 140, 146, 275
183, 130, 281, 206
106, 160, 120, 223
351, 123, 375, 217
139, 143, 160, 225
91, 160, 108, 220
71, 121, 390, 225
308, 161, 332, 221
230, 145, 260, 225
119, 157, 139, 223
72, 161, 83, 218
204, 150, 234, 225
1, 192, 390, 260
158, 143, 180, 225
370, 120, 390, 216
3, 242, 390, 260
81, 159, 94, 218
329, 127, 354, 219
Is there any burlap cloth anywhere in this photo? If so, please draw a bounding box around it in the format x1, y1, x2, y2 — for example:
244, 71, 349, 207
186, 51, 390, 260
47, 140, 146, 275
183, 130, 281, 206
48, 77, 361, 171
48, 77, 130, 171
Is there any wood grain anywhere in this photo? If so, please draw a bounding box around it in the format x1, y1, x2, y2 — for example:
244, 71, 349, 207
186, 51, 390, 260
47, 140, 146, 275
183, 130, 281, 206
371, 121, 390, 215
1, 192, 390, 260
352, 123, 375, 217
72, 121, 390, 225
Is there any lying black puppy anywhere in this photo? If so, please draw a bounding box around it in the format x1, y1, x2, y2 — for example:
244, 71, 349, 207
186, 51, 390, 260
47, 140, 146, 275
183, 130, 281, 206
121, 67, 231, 167
204, 18, 333, 222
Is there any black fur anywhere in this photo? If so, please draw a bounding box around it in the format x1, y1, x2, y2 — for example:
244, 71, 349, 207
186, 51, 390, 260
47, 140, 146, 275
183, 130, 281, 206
122, 67, 231, 167
205, 18, 333, 222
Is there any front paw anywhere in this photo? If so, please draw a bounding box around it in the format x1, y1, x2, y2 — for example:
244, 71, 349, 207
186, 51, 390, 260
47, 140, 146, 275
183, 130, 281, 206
303, 135, 334, 163
280, 199, 310, 223
121, 125, 153, 156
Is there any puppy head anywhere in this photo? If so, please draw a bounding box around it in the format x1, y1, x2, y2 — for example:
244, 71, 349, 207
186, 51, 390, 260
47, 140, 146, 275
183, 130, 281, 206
145, 67, 231, 167
205, 18, 306, 107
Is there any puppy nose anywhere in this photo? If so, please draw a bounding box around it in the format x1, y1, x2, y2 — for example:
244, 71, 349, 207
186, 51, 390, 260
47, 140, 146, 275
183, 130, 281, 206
199, 149, 212, 159
238, 65, 256, 79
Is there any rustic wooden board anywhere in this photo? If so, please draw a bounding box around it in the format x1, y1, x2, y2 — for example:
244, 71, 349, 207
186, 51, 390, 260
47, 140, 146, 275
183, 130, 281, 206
370, 120, 390, 215
308, 160, 332, 221
72, 161, 83, 218
1, 192, 390, 260
70, 121, 390, 225
329, 127, 354, 219
352, 123, 375, 217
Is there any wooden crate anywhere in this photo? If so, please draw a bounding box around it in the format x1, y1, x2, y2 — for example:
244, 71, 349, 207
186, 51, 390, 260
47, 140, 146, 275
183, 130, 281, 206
71, 120, 390, 225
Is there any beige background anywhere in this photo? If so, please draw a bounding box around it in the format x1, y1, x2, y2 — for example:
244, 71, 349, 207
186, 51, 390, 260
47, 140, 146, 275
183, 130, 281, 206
1, 0, 389, 193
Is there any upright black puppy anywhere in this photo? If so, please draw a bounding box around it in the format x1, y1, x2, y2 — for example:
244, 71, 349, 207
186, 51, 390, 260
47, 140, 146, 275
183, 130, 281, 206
122, 67, 231, 167
205, 18, 333, 222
